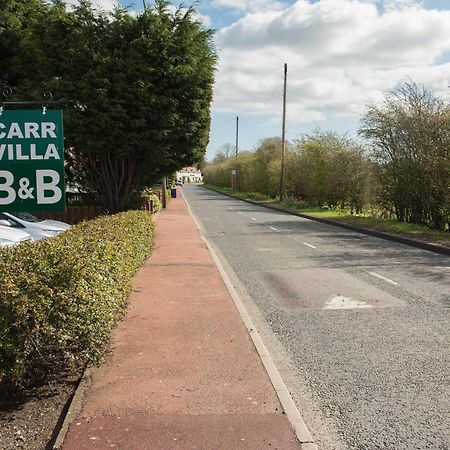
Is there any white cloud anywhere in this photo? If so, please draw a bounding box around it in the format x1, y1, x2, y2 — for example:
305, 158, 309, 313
93, 0, 119, 10
65, 0, 120, 11
161, 3, 212, 27
64, 1, 212, 26
194, 12, 213, 28
212, 0, 288, 13
363, 0, 419, 11
213, 0, 450, 124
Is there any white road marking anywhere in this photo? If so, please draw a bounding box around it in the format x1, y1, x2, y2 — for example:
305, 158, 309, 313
323, 295, 372, 310
269, 226, 279, 231
237, 211, 243, 215
303, 242, 316, 249
251, 217, 257, 221
369, 272, 399, 286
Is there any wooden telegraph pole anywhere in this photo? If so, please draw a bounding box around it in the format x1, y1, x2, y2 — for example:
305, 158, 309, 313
279, 63, 287, 202
161, 177, 167, 208
235, 116, 239, 189
235, 116, 239, 157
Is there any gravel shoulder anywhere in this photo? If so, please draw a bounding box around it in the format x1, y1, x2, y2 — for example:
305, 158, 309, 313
0, 376, 79, 450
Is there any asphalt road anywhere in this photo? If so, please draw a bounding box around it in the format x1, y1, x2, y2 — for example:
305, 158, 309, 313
182, 185, 450, 450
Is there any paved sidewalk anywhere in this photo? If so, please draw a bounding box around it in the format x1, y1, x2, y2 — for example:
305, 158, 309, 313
62, 190, 299, 449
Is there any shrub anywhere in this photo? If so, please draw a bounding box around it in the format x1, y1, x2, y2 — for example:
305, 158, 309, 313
0, 211, 154, 387
151, 194, 163, 212
360, 82, 450, 230
141, 187, 171, 213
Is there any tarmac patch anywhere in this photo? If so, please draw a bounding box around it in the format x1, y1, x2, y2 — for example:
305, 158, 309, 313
323, 295, 372, 310
259, 268, 406, 310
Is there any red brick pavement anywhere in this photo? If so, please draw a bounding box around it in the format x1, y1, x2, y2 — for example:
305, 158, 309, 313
62, 189, 299, 450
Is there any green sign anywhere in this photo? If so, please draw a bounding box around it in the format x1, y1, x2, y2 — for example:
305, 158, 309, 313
0, 109, 65, 212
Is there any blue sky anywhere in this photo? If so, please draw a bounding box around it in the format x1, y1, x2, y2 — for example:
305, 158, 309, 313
110, 0, 450, 160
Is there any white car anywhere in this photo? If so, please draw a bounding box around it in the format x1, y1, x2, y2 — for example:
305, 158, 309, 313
0, 212, 70, 241
0, 225, 33, 247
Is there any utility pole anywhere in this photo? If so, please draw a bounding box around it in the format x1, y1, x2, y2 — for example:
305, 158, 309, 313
161, 177, 167, 208
279, 63, 287, 202
235, 116, 239, 189
235, 116, 239, 157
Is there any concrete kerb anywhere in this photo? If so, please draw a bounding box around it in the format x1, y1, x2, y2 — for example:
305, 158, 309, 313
181, 188, 319, 450
202, 235, 318, 449
52, 368, 93, 449
203, 186, 450, 257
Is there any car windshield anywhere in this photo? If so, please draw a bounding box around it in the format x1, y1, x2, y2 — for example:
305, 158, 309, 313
11, 212, 44, 223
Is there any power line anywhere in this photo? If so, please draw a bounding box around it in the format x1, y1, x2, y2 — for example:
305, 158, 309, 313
262, 83, 282, 106
211, 116, 236, 127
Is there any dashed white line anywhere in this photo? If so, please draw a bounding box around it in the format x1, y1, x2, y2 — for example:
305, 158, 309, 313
237, 211, 243, 215
269, 226, 280, 231
369, 272, 399, 286
251, 217, 257, 221
303, 242, 316, 249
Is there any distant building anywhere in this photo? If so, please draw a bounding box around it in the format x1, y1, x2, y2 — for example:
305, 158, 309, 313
176, 167, 203, 183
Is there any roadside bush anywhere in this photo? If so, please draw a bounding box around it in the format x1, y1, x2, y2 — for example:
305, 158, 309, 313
141, 189, 164, 213
149, 194, 163, 212
360, 82, 450, 230
203, 139, 283, 197
287, 131, 370, 212
0, 211, 154, 387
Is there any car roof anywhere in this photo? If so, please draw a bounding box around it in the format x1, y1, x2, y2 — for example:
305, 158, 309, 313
0, 226, 31, 241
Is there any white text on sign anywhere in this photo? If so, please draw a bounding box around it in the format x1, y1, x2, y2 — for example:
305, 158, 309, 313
0, 170, 62, 205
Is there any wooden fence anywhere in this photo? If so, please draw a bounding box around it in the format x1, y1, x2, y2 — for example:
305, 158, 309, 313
35, 201, 158, 225
35, 205, 104, 225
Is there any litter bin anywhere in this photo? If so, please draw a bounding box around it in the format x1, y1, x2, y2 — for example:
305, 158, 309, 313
171, 187, 177, 198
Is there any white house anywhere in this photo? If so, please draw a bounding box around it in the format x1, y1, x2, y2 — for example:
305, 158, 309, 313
176, 167, 203, 183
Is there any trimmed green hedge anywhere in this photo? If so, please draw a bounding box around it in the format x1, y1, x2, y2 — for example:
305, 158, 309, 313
0, 211, 154, 386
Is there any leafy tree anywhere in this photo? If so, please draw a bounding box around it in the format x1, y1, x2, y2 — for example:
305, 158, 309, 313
0, 0, 49, 87
212, 143, 235, 164
234, 151, 255, 192
203, 155, 234, 188
251, 138, 282, 197
360, 82, 450, 230
287, 131, 369, 211
205, 131, 370, 211
203, 149, 255, 191
2, 0, 217, 212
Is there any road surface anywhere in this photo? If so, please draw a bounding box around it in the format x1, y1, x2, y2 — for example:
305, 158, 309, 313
182, 185, 450, 450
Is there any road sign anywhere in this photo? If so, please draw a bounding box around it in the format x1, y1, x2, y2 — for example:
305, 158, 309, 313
231, 169, 236, 175
0, 109, 65, 212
